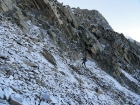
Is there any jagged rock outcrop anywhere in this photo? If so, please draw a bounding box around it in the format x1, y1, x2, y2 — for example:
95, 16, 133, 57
0, 0, 140, 105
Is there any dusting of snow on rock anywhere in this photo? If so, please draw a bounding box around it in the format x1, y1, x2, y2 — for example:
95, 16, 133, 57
121, 69, 140, 86
0, 19, 139, 105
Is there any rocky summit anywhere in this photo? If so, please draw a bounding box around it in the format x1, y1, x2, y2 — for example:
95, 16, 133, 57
0, 0, 140, 105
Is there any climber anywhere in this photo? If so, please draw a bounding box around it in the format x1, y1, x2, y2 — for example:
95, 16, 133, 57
82, 57, 87, 67
82, 48, 88, 67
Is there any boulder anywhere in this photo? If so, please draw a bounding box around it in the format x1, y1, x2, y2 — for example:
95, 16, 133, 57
0, 88, 4, 98
41, 48, 56, 66
95, 87, 103, 94
0, 53, 8, 59
0, 65, 12, 75
9, 95, 22, 105
23, 60, 38, 68
0, 99, 9, 105
42, 91, 51, 102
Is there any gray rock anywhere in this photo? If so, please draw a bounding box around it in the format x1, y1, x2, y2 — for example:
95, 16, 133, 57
95, 87, 103, 94
0, 0, 139, 104
42, 91, 51, 102
41, 48, 56, 66
0, 99, 9, 105
10, 86, 22, 94
14, 40, 22, 45
35, 79, 47, 87
4, 87, 15, 100
23, 60, 38, 68
0, 53, 8, 59
0, 0, 13, 12
0, 88, 4, 98
0, 65, 10, 71
9, 95, 22, 105
0, 65, 11, 74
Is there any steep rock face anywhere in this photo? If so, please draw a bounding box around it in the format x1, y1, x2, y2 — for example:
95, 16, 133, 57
73, 8, 113, 30
0, 0, 140, 104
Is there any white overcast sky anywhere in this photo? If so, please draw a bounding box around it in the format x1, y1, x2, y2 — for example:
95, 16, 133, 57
58, 0, 140, 42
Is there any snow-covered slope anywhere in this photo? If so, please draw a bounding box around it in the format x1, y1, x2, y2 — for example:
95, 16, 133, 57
0, 15, 140, 105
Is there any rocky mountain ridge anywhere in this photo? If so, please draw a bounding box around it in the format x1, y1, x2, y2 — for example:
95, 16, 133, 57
0, 0, 140, 105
